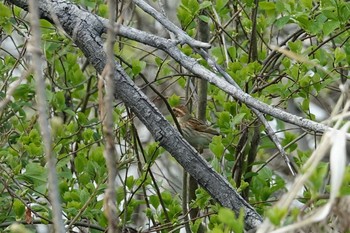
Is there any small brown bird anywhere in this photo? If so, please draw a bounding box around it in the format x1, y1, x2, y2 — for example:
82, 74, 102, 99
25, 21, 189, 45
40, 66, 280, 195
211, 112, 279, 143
172, 105, 220, 148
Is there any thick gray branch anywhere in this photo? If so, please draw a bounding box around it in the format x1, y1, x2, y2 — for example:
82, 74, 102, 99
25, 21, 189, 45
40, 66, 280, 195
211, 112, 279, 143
8, 0, 262, 230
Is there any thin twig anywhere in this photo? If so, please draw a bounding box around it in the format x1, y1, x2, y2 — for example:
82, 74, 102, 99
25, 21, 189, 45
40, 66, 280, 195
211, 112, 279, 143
101, 0, 120, 231
132, 0, 211, 48
27, 0, 65, 232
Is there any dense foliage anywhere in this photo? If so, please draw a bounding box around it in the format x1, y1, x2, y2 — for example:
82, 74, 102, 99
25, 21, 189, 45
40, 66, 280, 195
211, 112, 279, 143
0, 0, 349, 232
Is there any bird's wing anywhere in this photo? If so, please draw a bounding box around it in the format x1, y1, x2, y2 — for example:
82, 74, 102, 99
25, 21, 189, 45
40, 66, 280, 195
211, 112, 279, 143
187, 118, 220, 135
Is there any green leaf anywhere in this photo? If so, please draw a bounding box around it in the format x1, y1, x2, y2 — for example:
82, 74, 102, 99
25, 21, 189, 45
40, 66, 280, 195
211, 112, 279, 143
275, 0, 286, 13
12, 84, 33, 101
215, 0, 229, 12
149, 195, 159, 208
217, 111, 231, 129
0, 3, 11, 17
192, 218, 203, 233
59, 180, 69, 194
323, 20, 339, 36
295, 14, 310, 31
307, 163, 329, 192
322, 6, 337, 20
74, 154, 87, 173
82, 128, 94, 143
259, 1, 275, 11
90, 147, 105, 165
98, 4, 108, 17
228, 61, 243, 73
24, 143, 42, 156
288, 40, 302, 53
161, 191, 172, 205
126, 176, 134, 190
345, 44, 350, 65
198, 15, 210, 23
275, 16, 290, 29
168, 94, 181, 107
64, 109, 76, 118
335, 47, 346, 63
267, 206, 288, 226
301, 98, 310, 112
187, 0, 200, 13
218, 207, 236, 225
243, 0, 254, 7
52, 91, 66, 111
217, 207, 245, 233
0, 3, 12, 33
78, 173, 90, 185
80, 188, 90, 203
21, 163, 47, 185
227, 46, 236, 59
339, 2, 350, 23
211, 46, 224, 64
232, 113, 246, 127
154, 57, 163, 66
177, 5, 193, 27
77, 112, 88, 124
199, 1, 212, 10
145, 142, 160, 162
301, 0, 312, 10
13, 199, 25, 219
209, 136, 224, 159
132, 60, 146, 75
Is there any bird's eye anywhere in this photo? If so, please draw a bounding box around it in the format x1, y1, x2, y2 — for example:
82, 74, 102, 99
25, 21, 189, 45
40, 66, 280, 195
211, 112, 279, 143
173, 108, 181, 117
